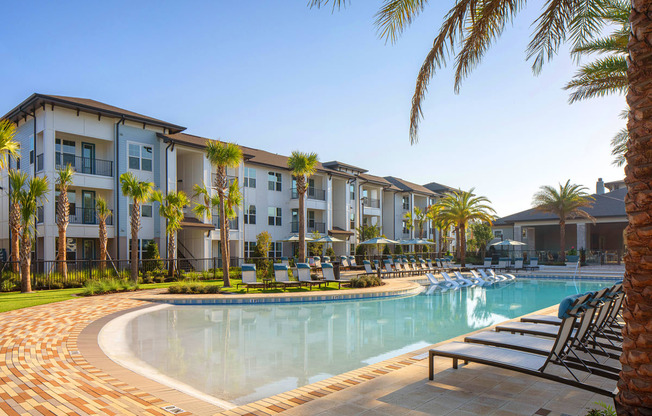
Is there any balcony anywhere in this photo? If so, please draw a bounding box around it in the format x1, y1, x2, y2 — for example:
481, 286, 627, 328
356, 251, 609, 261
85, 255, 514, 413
37, 154, 113, 177
291, 187, 326, 201
211, 216, 239, 230
55, 207, 114, 225
291, 221, 325, 233
362, 197, 380, 208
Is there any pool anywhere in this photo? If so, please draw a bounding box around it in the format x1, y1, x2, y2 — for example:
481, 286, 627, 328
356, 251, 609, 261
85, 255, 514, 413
103, 279, 615, 406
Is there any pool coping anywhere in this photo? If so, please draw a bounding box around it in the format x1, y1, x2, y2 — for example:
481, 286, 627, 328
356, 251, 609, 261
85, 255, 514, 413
76, 280, 608, 416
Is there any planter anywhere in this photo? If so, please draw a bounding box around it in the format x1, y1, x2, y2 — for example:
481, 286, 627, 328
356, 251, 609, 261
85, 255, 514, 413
566, 255, 580, 264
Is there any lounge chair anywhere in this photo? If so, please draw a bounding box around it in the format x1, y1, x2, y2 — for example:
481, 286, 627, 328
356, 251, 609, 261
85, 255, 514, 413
513, 258, 524, 271
237, 264, 266, 293
313, 256, 322, 268
323, 256, 331, 263
483, 258, 493, 268
340, 256, 350, 269
469, 270, 495, 287
322, 263, 350, 288
426, 272, 459, 290
524, 258, 539, 271
496, 257, 511, 271
349, 256, 358, 268
452, 271, 477, 287
295, 262, 324, 289
273, 264, 302, 289
429, 292, 617, 397
441, 271, 473, 288
363, 260, 375, 275
280, 257, 289, 267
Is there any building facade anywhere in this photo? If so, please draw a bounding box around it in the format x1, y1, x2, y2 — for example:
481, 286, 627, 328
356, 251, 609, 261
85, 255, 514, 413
0, 94, 455, 262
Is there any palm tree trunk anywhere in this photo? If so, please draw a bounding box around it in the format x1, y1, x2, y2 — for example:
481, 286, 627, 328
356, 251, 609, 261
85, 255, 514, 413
455, 227, 460, 261
56, 192, 69, 280
99, 219, 106, 274
20, 230, 31, 293
130, 201, 140, 283
168, 232, 176, 277
559, 220, 566, 263
218, 191, 230, 287
617, 0, 652, 411
10, 204, 20, 273
298, 177, 306, 263
460, 223, 466, 267
57, 226, 68, 279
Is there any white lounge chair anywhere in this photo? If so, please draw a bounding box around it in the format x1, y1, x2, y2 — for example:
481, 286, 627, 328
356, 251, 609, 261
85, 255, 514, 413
322, 263, 350, 288
452, 271, 477, 287
469, 270, 495, 286
441, 271, 473, 288
349, 256, 358, 268
273, 264, 301, 289
236, 264, 266, 292
426, 272, 459, 290
363, 260, 374, 274
295, 262, 324, 289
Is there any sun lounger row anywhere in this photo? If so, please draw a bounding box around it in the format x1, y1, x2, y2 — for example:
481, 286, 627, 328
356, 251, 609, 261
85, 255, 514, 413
426, 269, 516, 291
237, 263, 350, 292
429, 282, 624, 397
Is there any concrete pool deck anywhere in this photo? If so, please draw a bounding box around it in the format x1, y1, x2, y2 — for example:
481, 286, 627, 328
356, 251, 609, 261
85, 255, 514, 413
0, 278, 618, 416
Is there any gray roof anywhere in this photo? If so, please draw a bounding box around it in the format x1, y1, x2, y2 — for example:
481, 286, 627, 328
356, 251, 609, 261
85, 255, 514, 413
384, 176, 437, 196
423, 181, 456, 194
494, 188, 626, 225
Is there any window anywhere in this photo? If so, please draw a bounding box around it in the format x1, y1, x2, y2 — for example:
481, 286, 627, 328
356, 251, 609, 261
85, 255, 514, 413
56, 139, 76, 167
402, 220, 409, 234
494, 230, 503, 238
244, 167, 256, 188
245, 205, 256, 225
268, 242, 282, 259
128, 143, 153, 172
350, 184, 355, 200
129, 239, 154, 260
402, 195, 410, 210
268, 172, 282, 191
291, 209, 299, 232
142, 205, 153, 218
350, 213, 355, 230
55, 191, 77, 216
244, 241, 256, 258
268, 207, 282, 226
30, 150, 34, 165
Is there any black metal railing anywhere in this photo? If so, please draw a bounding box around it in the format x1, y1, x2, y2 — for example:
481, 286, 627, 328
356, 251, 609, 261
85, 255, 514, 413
362, 197, 380, 208
291, 187, 326, 201
291, 221, 325, 233
210, 214, 239, 230
46, 153, 114, 177
55, 207, 114, 225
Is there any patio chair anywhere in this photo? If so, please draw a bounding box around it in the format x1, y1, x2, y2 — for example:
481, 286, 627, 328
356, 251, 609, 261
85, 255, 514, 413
428, 292, 617, 398
295, 262, 324, 289
363, 260, 374, 274
313, 256, 322, 268
280, 257, 289, 266
323, 256, 331, 263
340, 256, 350, 269
322, 263, 350, 289
468, 270, 495, 287
452, 271, 477, 287
483, 258, 493, 268
348, 256, 358, 268
441, 271, 474, 288
426, 272, 459, 290
524, 258, 539, 271
513, 258, 524, 270
273, 264, 302, 289
236, 264, 266, 293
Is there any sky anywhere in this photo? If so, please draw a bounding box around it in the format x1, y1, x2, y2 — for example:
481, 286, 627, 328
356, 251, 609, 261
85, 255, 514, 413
0, 1, 625, 217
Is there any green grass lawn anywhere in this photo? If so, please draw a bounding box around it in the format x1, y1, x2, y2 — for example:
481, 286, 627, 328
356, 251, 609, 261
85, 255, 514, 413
0, 279, 352, 313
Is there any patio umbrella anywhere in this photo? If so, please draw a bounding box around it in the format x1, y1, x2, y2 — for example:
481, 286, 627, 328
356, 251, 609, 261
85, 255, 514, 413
359, 237, 399, 245
490, 239, 527, 247
313, 235, 343, 256
281, 234, 314, 242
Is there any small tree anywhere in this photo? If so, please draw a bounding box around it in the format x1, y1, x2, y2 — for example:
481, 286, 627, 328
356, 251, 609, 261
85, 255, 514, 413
383, 244, 391, 255
55, 164, 74, 280
326, 246, 336, 258
254, 231, 272, 277
16, 176, 49, 293
308, 230, 323, 257
153, 190, 189, 277
95, 196, 112, 272
143, 241, 164, 269
394, 244, 403, 255
120, 172, 155, 283
469, 222, 494, 259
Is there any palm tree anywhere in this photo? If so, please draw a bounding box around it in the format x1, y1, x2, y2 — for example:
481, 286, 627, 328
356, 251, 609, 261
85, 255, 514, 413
0, 120, 20, 171
16, 176, 49, 293
311, 2, 652, 406
427, 203, 453, 255
153, 190, 189, 277
7, 170, 27, 272
532, 180, 595, 263
95, 196, 112, 272
287, 151, 319, 263
55, 164, 74, 280
205, 141, 243, 288
437, 189, 495, 267
120, 172, 155, 283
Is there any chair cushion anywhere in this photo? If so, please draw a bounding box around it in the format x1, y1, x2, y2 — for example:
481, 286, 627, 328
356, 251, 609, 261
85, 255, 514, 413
558, 294, 584, 318
242, 264, 256, 272
297, 263, 311, 269
274, 264, 288, 271
322, 263, 333, 269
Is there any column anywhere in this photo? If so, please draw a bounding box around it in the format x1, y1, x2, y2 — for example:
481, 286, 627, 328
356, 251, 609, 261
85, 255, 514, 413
513, 225, 522, 256
577, 223, 587, 251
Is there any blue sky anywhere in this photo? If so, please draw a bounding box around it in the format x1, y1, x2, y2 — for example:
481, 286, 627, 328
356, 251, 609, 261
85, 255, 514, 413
0, 1, 625, 216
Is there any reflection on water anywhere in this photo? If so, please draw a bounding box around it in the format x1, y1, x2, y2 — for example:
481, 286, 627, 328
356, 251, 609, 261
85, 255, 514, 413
124, 279, 613, 405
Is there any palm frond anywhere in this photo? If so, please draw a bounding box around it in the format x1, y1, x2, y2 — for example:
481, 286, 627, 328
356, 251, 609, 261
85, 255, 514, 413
571, 36, 627, 57
287, 151, 319, 177
0, 119, 20, 170
307, 0, 349, 11
567, 0, 611, 50
564, 56, 627, 102
374, 0, 429, 44
610, 127, 628, 167
526, 0, 574, 74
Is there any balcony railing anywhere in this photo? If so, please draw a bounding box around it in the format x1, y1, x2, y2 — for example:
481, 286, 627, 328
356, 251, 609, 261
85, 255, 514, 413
291, 187, 326, 201
291, 221, 325, 233
362, 197, 380, 208
37, 153, 113, 177
56, 207, 114, 225
211, 216, 239, 230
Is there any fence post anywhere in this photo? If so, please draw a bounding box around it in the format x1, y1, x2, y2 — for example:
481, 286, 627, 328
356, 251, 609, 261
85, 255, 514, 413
213, 257, 217, 280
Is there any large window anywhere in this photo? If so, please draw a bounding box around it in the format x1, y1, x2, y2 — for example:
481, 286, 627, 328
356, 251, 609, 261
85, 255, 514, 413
129, 204, 153, 218
402, 220, 409, 234
245, 205, 256, 225
129, 239, 154, 260
268, 207, 282, 226
402, 195, 410, 210
55, 139, 76, 167
244, 241, 256, 258
244, 167, 256, 188
350, 213, 355, 230
268, 172, 282, 191
350, 184, 355, 200
268, 242, 282, 258
128, 143, 153, 172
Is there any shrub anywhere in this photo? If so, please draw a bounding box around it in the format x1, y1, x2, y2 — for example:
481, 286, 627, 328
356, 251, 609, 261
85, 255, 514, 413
394, 245, 403, 255
349, 275, 382, 288
81, 279, 138, 296
168, 280, 220, 294
326, 246, 336, 258
584, 402, 616, 416
383, 245, 391, 255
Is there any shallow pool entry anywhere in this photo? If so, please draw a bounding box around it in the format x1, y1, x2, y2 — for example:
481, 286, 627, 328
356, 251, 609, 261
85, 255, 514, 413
117, 279, 613, 405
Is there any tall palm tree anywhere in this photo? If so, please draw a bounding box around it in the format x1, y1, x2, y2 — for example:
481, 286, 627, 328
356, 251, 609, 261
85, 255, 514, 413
287, 151, 319, 263
312, 2, 652, 408
7, 170, 27, 272
205, 141, 243, 288
120, 172, 155, 283
55, 164, 74, 280
16, 176, 49, 293
153, 190, 189, 277
532, 180, 595, 263
223, 179, 243, 263
0, 120, 20, 171
437, 189, 495, 267
95, 196, 112, 272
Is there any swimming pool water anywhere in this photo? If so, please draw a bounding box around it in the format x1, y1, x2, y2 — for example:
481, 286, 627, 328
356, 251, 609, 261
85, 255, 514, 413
119, 279, 615, 405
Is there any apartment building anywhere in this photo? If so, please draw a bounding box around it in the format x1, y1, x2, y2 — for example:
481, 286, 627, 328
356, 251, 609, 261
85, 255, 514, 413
0, 94, 454, 262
